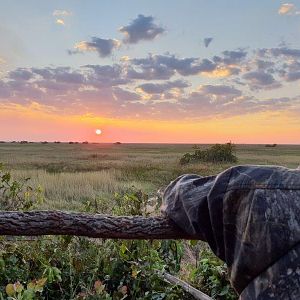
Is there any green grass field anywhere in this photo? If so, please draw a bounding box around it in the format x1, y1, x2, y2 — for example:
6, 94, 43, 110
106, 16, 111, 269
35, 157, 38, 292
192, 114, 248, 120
0, 143, 299, 211
0, 142, 299, 299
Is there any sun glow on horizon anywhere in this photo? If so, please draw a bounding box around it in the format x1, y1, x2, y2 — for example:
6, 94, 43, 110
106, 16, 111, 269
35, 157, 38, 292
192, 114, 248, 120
95, 129, 102, 135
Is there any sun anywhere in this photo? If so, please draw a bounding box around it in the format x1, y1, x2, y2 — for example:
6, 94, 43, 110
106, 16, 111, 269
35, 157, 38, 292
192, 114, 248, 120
95, 129, 102, 135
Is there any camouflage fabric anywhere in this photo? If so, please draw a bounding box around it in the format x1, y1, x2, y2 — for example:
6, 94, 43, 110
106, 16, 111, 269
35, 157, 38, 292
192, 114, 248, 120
162, 165, 300, 299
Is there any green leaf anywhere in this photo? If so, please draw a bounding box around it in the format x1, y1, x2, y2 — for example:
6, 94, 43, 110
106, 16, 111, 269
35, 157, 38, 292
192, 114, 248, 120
189, 240, 198, 247
2, 173, 11, 183
22, 289, 35, 300
120, 243, 128, 255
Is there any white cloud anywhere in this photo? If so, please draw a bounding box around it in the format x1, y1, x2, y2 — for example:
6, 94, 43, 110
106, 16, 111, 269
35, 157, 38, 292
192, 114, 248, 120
53, 9, 72, 26
53, 10, 72, 17
55, 19, 65, 26
278, 3, 300, 15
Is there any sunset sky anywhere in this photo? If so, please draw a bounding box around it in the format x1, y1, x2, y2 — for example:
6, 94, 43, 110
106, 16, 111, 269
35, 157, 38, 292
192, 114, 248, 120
0, 1, 300, 143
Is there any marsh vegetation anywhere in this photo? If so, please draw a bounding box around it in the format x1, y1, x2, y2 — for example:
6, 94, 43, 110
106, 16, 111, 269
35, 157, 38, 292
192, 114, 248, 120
0, 143, 299, 299
1, 143, 299, 212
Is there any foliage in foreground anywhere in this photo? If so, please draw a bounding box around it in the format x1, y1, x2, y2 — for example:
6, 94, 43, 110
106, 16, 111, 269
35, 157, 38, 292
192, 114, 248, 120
180, 143, 237, 165
0, 235, 189, 299
0, 165, 236, 299
0, 163, 43, 211
187, 248, 237, 300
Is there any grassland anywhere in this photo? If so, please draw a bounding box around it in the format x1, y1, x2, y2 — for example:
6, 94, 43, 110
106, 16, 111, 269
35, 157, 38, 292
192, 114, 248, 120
0, 143, 299, 212
0, 142, 299, 299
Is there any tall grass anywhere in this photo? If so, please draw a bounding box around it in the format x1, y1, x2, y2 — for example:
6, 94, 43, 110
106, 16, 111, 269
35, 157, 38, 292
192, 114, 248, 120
1, 143, 299, 211
11, 169, 151, 211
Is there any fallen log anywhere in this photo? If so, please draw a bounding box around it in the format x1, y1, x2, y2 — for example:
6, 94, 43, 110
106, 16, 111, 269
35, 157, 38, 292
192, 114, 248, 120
0, 210, 200, 240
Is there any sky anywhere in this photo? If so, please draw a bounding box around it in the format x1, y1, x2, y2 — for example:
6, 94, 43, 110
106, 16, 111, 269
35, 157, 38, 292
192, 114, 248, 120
0, 0, 300, 143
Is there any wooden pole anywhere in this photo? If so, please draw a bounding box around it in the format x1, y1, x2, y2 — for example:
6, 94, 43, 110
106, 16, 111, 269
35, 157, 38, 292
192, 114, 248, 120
0, 210, 200, 240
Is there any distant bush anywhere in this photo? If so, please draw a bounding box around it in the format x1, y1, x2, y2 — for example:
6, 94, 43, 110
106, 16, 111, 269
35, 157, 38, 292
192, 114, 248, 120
41, 141, 48, 144
20, 141, 28, 144
180, 143, 237, 165
82, 141, 89, 144
265, 144, 277, 147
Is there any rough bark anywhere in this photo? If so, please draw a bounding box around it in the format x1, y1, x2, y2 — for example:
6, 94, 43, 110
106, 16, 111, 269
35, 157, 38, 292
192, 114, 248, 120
0, 211, 198, 240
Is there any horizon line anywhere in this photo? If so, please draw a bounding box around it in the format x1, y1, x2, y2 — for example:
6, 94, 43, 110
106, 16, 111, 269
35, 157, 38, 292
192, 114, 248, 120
1, 141, 299, 146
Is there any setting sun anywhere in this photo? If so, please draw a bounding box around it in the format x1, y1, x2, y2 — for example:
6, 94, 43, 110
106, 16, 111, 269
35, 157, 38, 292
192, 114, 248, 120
95, 129, 102, 135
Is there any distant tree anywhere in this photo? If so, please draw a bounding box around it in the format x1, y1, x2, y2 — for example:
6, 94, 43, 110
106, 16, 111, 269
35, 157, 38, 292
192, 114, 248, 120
69, 142, 74, 144
82, 141, 89, 144
114, 142, 122, 145
41, 141, 48, 144
20, 141, 28, 144
265, 144, 277, 147
54, 141, 61, 144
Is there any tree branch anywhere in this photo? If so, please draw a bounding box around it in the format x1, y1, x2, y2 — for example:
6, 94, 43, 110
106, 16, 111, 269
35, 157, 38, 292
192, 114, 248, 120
0, 211, 200, 240
161, 272, 212, 300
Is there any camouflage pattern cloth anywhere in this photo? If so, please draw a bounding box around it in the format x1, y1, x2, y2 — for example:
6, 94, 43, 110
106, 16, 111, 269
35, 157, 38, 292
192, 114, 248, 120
162, 165, 300, 299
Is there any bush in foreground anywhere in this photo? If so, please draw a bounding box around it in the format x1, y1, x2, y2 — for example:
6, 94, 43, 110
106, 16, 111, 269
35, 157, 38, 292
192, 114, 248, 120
0, 165, 236, 299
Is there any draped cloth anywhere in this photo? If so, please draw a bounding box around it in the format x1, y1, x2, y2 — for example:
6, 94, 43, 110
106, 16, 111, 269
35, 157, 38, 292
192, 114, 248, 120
162, 165, 300, 299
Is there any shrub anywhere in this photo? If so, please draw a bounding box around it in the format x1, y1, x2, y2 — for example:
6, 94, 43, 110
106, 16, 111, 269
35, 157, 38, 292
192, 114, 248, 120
189, 249, 237, 300
0, 171, 188, 299
180, 143, 237, 165
0, 165, 235, 299
0, 163, 43, 211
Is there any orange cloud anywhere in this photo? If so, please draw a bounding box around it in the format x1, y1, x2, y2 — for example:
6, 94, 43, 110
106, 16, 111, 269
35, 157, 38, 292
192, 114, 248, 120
278, 3, 295, 15
201, 66, 236, 78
